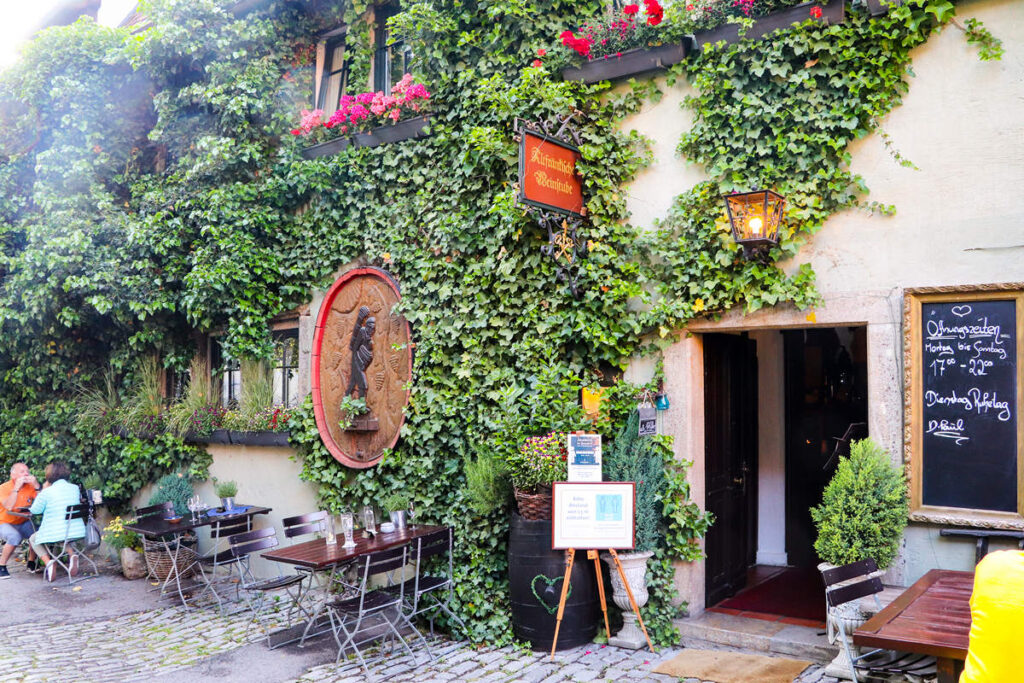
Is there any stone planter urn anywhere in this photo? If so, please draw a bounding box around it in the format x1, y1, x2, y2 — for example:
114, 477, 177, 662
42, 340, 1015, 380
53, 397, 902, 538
602, 550, 654, 649
120, 547, 147, 580
818, 561, 873, 681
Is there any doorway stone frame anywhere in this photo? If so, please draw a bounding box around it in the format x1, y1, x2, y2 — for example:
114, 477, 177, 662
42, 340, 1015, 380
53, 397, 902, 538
661, 288, 905, 616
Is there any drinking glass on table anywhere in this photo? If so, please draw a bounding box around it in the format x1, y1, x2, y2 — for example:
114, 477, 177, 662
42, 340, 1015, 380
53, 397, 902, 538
187, 495, 200, 522
340, 511, 356, 548
407, 500, 416, 529
361, 505, 376, 534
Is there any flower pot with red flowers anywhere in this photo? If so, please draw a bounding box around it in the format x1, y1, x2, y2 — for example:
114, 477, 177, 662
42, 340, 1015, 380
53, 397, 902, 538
293, 74, 433, 159
506, 431, 568, 520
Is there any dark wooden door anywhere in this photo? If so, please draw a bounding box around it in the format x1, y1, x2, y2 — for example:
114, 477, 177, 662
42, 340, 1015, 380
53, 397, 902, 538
704, 333, 758, 607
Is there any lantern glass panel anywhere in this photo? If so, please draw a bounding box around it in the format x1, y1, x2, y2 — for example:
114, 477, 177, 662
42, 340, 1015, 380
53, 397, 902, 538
723, 190, 784, 249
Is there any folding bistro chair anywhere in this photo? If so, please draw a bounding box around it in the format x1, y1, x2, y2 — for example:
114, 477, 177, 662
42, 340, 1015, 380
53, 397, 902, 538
197, 514, 254, 610
326, 544, 430, 672
823, 559, 937, 682
41, 504, 98, 585
402, 527, 465, 640
228, 527, 308, 645
282, 511, 327, 580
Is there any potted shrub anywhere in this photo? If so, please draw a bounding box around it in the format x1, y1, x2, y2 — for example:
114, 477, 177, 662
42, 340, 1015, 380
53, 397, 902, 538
148, 472, 195, 518
600, 410, 666, 648
506, 431, 568, 520
811, 437, 908, 665
811, 437, 908, 570
214, 479, 239, 511
382, 492, 410, 529
103, 516, 146, 579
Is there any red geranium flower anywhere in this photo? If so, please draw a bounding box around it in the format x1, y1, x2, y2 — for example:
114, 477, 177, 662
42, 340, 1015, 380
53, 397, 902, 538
532, 59, 542, 67
537, 48, 547, 56
623, 4, 640, 15
810, 5, 822, 18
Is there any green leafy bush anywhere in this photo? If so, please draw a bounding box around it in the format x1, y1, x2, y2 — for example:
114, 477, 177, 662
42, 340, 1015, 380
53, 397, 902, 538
382, 492, 410, 512
464, 448, 511, 516
811, 438, 908, 569
149, 473, 195, 517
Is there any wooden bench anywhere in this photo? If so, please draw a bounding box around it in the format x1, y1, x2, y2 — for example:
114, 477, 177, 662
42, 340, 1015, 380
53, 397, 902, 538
939, 528, 1024, 565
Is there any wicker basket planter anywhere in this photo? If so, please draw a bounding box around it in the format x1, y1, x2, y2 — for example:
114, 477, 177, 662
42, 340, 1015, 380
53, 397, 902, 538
144, 545, 198, 581
514, 486, 553, 520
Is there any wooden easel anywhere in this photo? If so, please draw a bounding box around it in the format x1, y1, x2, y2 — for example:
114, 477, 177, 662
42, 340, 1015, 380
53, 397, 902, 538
549, 547, 654, 660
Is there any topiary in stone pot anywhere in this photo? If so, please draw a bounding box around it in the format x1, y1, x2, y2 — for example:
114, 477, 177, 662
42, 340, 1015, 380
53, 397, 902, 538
811, 438, 908, 570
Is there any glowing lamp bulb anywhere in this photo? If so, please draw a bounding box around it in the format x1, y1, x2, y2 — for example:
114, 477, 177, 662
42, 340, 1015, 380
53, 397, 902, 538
748, 216, 763, 234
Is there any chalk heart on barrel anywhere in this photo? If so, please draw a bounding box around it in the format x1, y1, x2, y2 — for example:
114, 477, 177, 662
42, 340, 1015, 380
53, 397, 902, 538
950, 305, 972, 318
531, 574, 572, 614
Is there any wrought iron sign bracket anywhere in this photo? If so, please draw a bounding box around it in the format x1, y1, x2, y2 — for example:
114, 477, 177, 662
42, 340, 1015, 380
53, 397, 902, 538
514, 111, 589, 298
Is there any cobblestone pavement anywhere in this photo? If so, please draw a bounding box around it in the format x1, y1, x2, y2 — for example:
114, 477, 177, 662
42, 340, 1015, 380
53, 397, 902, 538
291, 638, 842, 683
0, 605, 264, 683
0, 586, 842, 683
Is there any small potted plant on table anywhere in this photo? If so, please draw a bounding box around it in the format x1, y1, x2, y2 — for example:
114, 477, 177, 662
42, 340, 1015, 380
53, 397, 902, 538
214, 479, 239, 511
382, 492, 410, 530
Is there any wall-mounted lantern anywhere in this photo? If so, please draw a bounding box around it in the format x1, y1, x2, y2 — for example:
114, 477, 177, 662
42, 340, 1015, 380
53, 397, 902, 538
723, 189, 785, 257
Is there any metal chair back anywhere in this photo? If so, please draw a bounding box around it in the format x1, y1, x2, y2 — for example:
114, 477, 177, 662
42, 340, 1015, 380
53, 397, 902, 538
228, 527, 280, 558
283, 511, 327, 539
210, 516, 252, 539
134, 501, 174, 519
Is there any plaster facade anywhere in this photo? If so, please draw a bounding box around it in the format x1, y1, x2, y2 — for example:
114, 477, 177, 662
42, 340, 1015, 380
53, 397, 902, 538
619, 0, 1024, 615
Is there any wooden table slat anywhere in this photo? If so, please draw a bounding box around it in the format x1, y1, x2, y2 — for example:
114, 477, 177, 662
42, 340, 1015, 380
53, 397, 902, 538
853, 569, 973, 662
262, 524, 447, 570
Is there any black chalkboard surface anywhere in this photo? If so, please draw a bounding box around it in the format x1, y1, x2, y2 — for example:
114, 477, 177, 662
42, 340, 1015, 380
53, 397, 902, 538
920, 299, 1017, 511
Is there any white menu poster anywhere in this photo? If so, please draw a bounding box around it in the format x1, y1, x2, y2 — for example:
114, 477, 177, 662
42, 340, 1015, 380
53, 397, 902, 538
567, 432, 602, 482
552, 482, 635, 550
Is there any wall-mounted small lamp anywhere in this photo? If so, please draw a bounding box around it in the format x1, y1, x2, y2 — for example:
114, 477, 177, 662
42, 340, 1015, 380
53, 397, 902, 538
723, 189, 785, 258
654, 392, 670, 411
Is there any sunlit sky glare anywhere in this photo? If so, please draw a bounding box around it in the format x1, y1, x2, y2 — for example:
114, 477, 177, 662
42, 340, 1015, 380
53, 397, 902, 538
0, 0, 137, 67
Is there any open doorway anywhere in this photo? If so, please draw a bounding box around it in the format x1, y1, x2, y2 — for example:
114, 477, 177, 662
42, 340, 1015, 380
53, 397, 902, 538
704, 326, 868, 620
783, 327, 868, 567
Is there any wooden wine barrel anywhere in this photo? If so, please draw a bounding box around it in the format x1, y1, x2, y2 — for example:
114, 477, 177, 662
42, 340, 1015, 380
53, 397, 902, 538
508, 513, 599, 650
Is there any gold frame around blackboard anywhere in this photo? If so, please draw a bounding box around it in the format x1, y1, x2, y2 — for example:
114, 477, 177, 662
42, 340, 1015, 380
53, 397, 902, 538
904, 283, 1024, 529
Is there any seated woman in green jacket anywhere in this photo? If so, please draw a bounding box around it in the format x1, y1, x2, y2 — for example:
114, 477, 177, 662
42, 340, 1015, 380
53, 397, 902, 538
28, 461, 85, 583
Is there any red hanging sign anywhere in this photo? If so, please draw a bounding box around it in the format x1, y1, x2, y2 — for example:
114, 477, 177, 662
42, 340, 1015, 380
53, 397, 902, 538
518, 131, 585, 216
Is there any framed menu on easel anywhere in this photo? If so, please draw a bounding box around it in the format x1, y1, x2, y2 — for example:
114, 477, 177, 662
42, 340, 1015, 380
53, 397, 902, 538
551, 482, 635, 550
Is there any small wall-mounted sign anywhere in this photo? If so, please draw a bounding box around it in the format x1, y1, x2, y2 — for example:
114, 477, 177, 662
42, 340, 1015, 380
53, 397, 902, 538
567, 432, 602, 482
552, 482, 635, 550
638, 405, 657, 437
518, 130, 584, 217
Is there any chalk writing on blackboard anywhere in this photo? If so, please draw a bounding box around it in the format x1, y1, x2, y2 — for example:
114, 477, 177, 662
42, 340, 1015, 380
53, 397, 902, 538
919, 299, 1017, 512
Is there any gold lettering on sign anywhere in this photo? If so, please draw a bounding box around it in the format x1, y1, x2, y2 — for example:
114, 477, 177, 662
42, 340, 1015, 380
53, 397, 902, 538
533, 171, 574, 196
530, 145, 576, 174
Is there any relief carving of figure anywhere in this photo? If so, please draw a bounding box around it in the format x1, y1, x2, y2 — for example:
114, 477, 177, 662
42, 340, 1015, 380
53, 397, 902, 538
345, 305, 376, 400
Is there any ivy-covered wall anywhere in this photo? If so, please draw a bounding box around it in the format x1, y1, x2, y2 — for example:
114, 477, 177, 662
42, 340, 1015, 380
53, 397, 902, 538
0, 0, 1006, 645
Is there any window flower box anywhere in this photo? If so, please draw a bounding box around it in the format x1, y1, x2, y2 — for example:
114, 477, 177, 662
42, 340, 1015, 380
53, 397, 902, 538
184, 429, 232, 445
691, 0, 844, 52
228, 430, 291, 447
561, 42, 687, 84
300, 115, 430, 159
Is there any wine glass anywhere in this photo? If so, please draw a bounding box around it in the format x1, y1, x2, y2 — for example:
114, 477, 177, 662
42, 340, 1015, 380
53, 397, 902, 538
187, 495, 199, 522
407, 500, 416, 530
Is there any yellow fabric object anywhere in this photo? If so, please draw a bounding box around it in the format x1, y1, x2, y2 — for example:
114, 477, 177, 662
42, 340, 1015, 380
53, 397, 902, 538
960, 550, 1024, 683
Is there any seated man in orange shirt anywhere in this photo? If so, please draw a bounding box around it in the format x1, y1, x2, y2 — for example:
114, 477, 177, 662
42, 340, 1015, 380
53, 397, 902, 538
960, 549, 1024, 683
0, 463, 41, 578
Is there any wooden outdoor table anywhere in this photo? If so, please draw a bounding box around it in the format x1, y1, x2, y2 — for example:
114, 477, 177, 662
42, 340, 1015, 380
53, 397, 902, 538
262, 523, 444, 570
261, 524, 446, 648
125, 504, 272, 608
853, 569, 973, 683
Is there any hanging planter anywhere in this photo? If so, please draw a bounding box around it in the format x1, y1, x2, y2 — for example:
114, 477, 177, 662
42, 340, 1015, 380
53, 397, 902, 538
691, 0, 845, 52
561, 42, 687, 84
228, 430, 291, 447
300, 116, 430, 159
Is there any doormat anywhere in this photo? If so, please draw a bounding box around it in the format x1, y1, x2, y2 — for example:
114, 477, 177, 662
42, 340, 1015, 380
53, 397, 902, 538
653, 649, 812, 683
715, 566, 825, 621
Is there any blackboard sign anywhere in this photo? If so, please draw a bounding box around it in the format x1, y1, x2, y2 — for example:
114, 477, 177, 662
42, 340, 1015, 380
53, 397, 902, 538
921, 300, 1017, 510
907, 287, 1024, 527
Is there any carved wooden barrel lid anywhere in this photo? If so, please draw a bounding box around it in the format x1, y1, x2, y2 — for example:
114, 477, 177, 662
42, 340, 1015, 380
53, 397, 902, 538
311, 267, 412, 468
